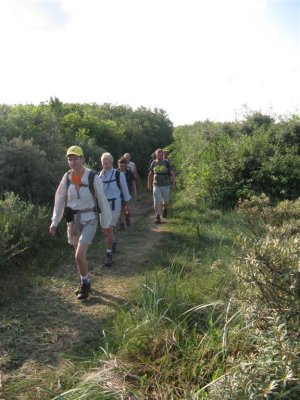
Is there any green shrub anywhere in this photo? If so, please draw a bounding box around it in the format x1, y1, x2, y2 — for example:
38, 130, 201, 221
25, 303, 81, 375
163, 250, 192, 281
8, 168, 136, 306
0, 137, 64, 203
0, 192, 55, 270
172, 114, 300, 208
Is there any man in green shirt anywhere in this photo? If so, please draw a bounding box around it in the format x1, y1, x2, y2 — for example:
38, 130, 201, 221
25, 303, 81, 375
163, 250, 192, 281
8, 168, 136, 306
148, 148, 176, 223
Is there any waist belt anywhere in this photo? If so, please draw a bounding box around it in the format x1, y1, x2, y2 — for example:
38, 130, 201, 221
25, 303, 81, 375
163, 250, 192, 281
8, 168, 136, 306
108, 198, 116, 211
73, 207, 96, 234
73, 207, 96, 215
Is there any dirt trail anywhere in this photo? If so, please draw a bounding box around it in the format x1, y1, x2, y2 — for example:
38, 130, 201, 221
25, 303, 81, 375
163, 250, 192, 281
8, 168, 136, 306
0, 192, 166, 399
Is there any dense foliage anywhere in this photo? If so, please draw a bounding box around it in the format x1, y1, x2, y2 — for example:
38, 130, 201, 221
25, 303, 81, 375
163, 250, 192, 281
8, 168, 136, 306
0, 98, 173, 203
1, 106, 300, 398
0, 192, 54, 270
172, 112, 300, 208
99, 194, 300, 399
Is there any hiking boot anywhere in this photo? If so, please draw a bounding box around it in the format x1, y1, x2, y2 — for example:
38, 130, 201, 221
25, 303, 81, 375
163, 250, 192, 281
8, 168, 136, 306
118, 222, 125, 231
125, 214, 131, 227
154, 215, 161, 224
112, 240, 117, 254
77, 281, 91, 300
163, 208, 168, 218
104, 252, 113, 267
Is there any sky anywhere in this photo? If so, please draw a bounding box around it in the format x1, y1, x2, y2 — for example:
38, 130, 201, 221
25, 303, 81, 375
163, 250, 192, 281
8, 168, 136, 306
0, 0, 299, 126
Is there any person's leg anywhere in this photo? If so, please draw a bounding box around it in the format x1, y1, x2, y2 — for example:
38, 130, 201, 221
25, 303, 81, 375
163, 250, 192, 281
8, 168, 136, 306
75, 243, 91, 300
153, 186, 162, 223
110, 208, 121, 251
103, 226, 114, 266
161, 186, 170, 218
118, 203, 126, 231
75, 242, 89, 276
105, 226, 114, 250
74, 219, 97, 300
104, 208, 121, 266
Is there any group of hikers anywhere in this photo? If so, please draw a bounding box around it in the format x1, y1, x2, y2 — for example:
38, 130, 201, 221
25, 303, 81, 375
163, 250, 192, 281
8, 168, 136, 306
49, 146, 175, 300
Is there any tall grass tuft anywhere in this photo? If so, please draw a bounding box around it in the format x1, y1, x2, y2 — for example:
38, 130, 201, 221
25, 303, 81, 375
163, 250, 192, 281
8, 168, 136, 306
205, 195, 300, 399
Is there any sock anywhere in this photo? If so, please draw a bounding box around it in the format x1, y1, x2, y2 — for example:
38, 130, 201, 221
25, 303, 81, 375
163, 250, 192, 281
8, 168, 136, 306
80, 274, 90, 284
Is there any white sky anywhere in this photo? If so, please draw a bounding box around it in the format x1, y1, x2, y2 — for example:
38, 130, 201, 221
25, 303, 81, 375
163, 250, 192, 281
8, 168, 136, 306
0, 0, 299, 126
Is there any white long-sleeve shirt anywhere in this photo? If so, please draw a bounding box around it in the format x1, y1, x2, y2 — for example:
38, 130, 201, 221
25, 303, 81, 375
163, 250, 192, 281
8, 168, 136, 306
51, 168, 112, 229
99, 168, 131, 211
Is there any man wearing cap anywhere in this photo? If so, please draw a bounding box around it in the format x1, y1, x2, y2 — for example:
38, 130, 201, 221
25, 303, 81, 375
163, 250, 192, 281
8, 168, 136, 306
49, 145, 112, 300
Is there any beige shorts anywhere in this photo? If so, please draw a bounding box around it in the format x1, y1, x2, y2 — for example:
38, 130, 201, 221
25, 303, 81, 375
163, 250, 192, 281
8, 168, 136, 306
107, 199, 122, 227
153, 185, 170, 206
67, 218, 98, 246
111, 208, 121, 227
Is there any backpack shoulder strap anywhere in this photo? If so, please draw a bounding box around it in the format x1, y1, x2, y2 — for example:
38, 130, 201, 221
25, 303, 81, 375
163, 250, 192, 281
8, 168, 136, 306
88, 170, 96, 197
66, 169, 72, 189
88, 170, 101, 216
115, 169, 121, 192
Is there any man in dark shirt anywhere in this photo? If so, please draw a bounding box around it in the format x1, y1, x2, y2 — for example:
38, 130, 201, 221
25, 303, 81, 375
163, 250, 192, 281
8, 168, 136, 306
148, 148, 175, 223
117, 157, 137, 230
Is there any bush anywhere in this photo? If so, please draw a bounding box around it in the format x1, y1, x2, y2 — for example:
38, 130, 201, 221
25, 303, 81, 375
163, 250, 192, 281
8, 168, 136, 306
0, 137, 64, 203
0, 192, 54, 270
172, 114, 300, 208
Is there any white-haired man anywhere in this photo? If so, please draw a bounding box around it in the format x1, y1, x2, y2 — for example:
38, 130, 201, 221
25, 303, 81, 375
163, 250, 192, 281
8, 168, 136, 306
99, 152, 131, 266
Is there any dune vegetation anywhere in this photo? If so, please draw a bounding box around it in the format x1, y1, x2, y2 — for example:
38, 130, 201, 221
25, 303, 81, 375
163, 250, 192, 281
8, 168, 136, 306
1, 103, 299, 399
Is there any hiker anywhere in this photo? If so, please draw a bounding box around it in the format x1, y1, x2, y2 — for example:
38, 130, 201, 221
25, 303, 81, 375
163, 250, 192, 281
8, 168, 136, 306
99, 152, 131, 266
148, 152, 156, 172
49, 145, 112, 300
117, 156, 137, 230
124, 152, 141, 192
163, 149, 171, 162
148, 148, 176, 223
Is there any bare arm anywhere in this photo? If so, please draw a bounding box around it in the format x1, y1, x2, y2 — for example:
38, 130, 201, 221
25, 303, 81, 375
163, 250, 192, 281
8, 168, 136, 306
148, 171, 154, 191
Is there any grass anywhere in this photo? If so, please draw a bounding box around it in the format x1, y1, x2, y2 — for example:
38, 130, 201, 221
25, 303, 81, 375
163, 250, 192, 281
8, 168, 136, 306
96, 193, 300, 399
93, 193, 244, 398
0, 189, 160, 399
2, 190, 299, 399
1, 190, 240, 399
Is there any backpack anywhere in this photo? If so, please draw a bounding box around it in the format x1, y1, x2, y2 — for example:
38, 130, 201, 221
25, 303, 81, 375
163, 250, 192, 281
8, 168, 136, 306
115, 169, 121, 192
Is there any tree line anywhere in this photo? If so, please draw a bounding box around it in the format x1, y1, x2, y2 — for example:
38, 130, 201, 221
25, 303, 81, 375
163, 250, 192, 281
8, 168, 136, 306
0, 98, 173, 204
171, 111, 300, 208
